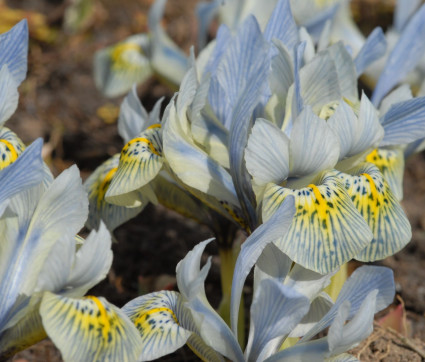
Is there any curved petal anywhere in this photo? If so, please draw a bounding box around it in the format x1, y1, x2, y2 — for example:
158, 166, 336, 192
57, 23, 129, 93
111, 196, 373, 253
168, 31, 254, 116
246, 279, 310, 361
245, 118, 290, 187
301, 265, 395, 342
106, 126, 163, 206
85, 154, 145, 231
336, 162, 411, 261
289, 106, 340, 177
379, 84, 412, 117
262, 171, 373, 274
40, 293, 143, 361
122, 291, 192, 361
230, 197, 295, 336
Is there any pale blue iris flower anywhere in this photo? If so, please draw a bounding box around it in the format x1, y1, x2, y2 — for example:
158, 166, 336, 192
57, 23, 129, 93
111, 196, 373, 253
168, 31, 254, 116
94, 0, 188, 97
121, 198, 395, 361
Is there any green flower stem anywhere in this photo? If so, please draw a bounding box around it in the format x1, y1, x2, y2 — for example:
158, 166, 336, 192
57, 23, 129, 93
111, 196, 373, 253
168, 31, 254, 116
218, 246, 245, 347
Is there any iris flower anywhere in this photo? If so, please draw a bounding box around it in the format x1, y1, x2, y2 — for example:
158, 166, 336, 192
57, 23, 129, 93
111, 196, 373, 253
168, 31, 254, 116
121, 198, 395, 361
94, 0, 188, 97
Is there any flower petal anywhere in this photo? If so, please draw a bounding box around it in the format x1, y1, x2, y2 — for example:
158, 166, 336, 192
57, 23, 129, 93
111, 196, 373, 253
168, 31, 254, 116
85, 154, 145, 230
263, 172, 373, 274
0, 65, 19, 126
40, 293, 142, 361
336, 162, 411, 261
354, 27, 387, 77
0, 127, 25, 169
106, 126, 163, 206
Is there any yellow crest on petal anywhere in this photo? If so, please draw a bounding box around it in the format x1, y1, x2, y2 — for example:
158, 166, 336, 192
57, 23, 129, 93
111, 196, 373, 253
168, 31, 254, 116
0, 127, 25, 170
263, 172, 372, 274
40, 292, 142, 362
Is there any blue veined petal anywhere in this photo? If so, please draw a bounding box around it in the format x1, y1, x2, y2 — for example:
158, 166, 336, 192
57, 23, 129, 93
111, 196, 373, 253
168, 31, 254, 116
336, 162, 411, 262
230, 197, 295, 337
264, 0, 299, 51
325, 42, 358, 101
0, 127, 26, 170
203, 25, 232, 78
394, 0, 422, 32
300, 265, 395, 342
0, 138, 43, 206
40, 293, 143, 362
262, 171, 373, 274
246, 279, 310, 362
122, 291, 192, 361
94, 34, 152, 98
380, 96, 425, 147
354, 27, 387, 77
289, 106, 340, 177
210, 15, 270, 129
327, 291, 377, 356
196, 1, 220, 50
365, 147, 404, 200
284, 50, 341, 132
163, 101, 241, 211
0, 165, 88, 331
85, 154, 144, 231
317, 20, 332, 52
245, 118, 290, 188
0, 65, 19, 126
176, 240, 244, 362
292, 42, 306, 119
106, 125, 163, 206
379, 84, 412, 117
302, 3, 339, 42
265, 39, 294, 127
372, 4, 425, 106
118, 85, 163, 143
0, 20, 28, 85
329, 95, 384, 162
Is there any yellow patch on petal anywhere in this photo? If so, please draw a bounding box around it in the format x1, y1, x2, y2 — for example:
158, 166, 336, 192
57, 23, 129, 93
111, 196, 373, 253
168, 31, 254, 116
263, 172, 372, 274
365, 147, 404, 200
337, 162, 411, 261
110, 42, 143, 71
0, 128, 25, 170
85, 154, 143, 231
106, 126, 163, 199
40, 292, 142, 362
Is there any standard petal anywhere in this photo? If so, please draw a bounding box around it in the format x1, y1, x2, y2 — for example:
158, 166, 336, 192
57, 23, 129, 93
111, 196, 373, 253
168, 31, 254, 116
394, 0, 422, 31
245, 279, 310, 362
262, 172, 373, 274
245, 118, 290, 188
106, 126, 163, 206
379, 84, 412, 117
289, 107, 340, 177
40, 293, 143, 361
85, 154, 145, 231
336, 162, 411, 261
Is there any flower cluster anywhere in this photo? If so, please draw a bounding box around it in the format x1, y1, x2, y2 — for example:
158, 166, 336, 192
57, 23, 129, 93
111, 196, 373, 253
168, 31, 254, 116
3, 0, 425, 360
